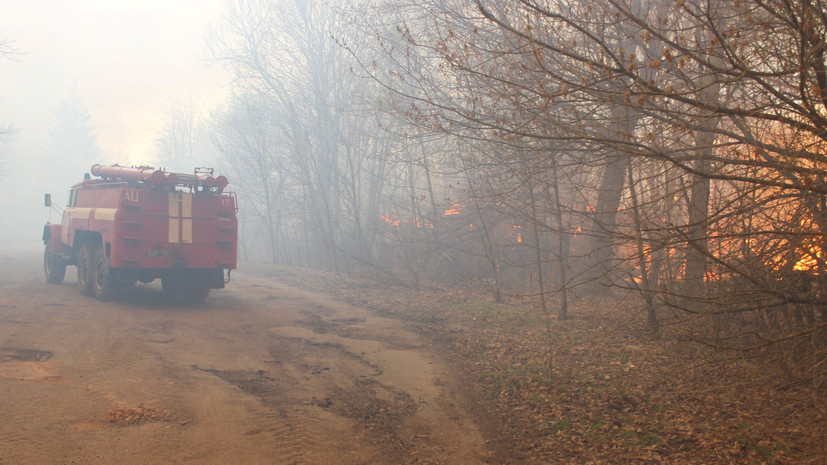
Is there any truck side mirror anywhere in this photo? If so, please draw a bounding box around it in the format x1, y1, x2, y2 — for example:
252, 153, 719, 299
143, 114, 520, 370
44, 193, 52, 207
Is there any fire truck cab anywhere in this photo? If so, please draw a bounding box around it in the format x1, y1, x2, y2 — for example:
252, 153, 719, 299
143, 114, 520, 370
42, 164, 238, 302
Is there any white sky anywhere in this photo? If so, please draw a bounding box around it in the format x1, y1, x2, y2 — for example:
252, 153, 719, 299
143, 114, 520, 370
0, 0, 230, 164
0, 0, 232, 242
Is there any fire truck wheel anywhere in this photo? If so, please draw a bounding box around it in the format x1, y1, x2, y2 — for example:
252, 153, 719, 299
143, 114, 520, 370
161, 277, 181, 298
182, 285, 210, 303
182, 273, 211, 303
44, 240, 66, 284
92, 245, 115, 301
77, 242, 95, 296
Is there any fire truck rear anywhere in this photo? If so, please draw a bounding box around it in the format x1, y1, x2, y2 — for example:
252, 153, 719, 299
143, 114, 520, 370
42, 164, 238, 302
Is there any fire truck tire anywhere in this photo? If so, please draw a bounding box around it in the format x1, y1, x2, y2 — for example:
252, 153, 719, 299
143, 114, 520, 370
44, 240, 66, 284
161, 273, 210, 303
92, 245, 116, 301
161, 277, 181, 298
182, 279, 210, 303
77, 242, 95, 296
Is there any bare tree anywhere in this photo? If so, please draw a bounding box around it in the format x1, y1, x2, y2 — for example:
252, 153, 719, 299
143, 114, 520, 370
210, 0, 407, 277
44, 94, 102, 201
343, 0, 827, 386
155, 99, 201, 172
0, 34, 21, 163
213, 93, 287, 263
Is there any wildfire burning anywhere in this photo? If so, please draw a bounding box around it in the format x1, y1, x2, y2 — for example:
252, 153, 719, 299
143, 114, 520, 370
793, 244, 821, 272
444, 202, 462, 216
381, 214, 400, 226
511, 225, 522, 243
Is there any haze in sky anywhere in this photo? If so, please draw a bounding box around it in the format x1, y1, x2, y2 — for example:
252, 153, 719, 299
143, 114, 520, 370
0, 0, 231, 242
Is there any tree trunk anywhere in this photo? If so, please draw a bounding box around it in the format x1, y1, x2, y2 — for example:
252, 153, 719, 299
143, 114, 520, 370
589, 107, 637, 290
590, 153, 627, 289
683, 71, 721, 292
545, 158, 570, 320
627, 160, 658, 335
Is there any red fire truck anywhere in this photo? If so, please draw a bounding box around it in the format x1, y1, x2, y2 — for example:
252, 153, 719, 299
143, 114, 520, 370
42, 164, 238, 302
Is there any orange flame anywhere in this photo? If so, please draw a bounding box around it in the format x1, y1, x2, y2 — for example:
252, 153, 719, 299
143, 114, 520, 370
382, 214, 400, 226
444, 202, 462, 216
793, 244, 821, 272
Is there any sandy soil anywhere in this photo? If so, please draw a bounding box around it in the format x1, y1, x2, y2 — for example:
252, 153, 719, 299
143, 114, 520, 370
0, 244, 500, 465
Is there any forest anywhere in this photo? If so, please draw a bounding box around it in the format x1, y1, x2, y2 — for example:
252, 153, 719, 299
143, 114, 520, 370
0, 0, 823, 461
156, 0, 827, 395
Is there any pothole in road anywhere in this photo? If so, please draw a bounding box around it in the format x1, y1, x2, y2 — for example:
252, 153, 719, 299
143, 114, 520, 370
195, 364, 418, 460
193, 366, 289, 410
294, 315, 376, 346
0, 348, 69, 383
329, 377, 418, 435
200, 331, 421, 441
0, 347, 54, 362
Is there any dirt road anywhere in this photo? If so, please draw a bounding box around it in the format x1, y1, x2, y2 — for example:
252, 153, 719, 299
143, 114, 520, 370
0, 244, 497, 464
